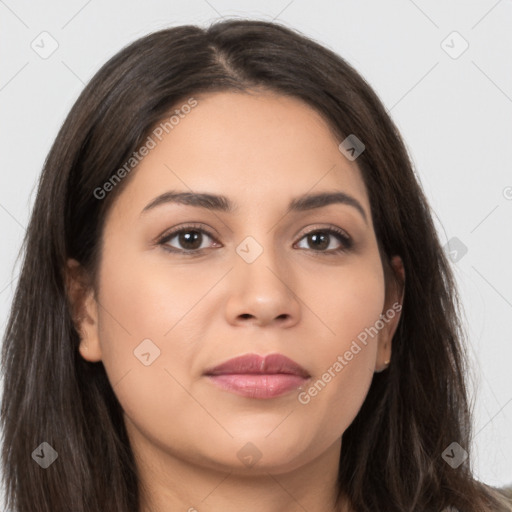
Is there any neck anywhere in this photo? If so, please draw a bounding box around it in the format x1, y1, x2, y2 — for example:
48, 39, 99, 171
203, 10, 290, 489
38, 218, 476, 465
127, 421, 351, 512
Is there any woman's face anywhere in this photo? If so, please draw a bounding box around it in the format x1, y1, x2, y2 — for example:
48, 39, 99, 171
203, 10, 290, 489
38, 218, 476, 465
69, 90, 404, 475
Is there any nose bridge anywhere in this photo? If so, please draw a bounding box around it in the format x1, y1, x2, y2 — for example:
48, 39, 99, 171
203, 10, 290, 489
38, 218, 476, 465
225, 228, 301, 325
234, 231, 286, 289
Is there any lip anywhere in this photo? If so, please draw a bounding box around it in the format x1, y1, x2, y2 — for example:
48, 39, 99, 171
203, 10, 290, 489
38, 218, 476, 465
203, 353, 311, 399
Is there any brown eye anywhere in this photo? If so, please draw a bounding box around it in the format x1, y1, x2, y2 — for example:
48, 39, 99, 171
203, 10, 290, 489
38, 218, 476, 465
158, 225, 218, 253
157, 224, 352, 256
172, 230, 204, 250
295, 228, 352, 254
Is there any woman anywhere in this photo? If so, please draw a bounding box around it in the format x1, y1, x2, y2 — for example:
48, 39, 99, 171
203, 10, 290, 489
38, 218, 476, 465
1, 19, 510, 512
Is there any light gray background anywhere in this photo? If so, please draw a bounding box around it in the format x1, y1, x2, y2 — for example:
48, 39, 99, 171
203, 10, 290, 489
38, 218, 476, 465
1, 0, 511, 499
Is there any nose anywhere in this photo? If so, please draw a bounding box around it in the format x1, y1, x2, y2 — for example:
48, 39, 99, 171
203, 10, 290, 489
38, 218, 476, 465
224, 239, 301, 328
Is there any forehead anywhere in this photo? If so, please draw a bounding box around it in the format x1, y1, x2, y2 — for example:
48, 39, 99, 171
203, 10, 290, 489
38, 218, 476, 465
108, 90, 370, 221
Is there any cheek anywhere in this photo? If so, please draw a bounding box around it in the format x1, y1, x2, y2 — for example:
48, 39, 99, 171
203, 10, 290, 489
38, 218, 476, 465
94, 254, 208, 447
94, 245, 202, 401
293, 257, 385, 432
96, 242, 214, 351
302, 254, 385, 351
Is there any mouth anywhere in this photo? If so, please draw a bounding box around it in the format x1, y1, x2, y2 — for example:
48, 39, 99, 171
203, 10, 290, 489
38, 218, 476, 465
203, 353, 311, 399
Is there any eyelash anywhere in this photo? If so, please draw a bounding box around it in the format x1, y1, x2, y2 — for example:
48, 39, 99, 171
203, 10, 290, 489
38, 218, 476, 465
156, 223, 353, 256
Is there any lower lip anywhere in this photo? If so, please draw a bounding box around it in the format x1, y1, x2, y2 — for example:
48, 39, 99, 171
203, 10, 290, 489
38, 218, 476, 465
206, 374, 309, 399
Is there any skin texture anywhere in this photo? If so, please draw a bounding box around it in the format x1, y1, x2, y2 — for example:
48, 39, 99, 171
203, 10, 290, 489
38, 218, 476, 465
67, 91, 405, 512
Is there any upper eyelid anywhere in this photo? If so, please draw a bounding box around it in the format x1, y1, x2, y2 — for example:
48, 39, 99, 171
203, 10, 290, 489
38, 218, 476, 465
158, 223, 351, 248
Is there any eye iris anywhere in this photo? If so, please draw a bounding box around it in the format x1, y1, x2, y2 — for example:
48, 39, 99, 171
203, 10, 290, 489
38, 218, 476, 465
179, 230, 202, 250
166, 228, 343, 253
309, 232, 329, 250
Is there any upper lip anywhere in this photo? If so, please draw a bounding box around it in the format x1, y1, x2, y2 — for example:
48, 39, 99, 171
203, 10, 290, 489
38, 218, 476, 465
204, 353, 310, 378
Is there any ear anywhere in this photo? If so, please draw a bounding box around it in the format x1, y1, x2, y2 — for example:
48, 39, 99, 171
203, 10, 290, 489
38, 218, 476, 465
374, 255, 405, 373
65, 258, 102, 362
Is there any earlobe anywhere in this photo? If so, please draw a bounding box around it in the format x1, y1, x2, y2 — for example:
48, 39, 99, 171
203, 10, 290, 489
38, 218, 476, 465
374, 343, 391, 373
76, 291, 103, 362
78, 335, 102, 363
374, 255, 405, 373
65, 258, 102, 362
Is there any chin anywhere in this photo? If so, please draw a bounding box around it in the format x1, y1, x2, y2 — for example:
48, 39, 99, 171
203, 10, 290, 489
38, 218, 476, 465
197, 432, 316, 474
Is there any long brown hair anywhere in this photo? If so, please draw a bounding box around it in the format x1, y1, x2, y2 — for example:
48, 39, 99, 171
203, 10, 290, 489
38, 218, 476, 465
1, 19, 510, 512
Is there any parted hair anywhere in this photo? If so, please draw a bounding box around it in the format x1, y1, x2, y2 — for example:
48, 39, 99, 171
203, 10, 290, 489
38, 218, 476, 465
1, 18, 511, 512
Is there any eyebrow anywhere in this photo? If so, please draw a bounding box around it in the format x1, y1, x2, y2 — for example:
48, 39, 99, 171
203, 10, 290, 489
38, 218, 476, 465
140, 190, 368, 224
